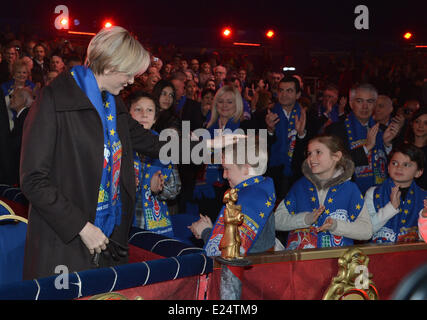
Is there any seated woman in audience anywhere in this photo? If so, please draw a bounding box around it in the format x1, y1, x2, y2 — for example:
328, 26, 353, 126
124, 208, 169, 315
188, 137, 276, 256
195, 85, 252, 222
404, 108, 427, 189
151, 79, 181, 133
128, 91, 181, 237
275, 134, 372, 249
365, 143, 427, 243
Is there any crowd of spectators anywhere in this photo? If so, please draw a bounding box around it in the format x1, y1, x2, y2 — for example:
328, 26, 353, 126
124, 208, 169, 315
1, 29, 427, 249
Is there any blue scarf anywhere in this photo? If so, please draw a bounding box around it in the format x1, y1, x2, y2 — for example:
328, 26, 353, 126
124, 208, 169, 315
193, 118, 241, 200
175, 95, 187, 115
268, 102, 302, 177
319, 103, 340, 123
284, 176, 364, 249
133, 132, 174, 237
204, 176, 275, 256
71, 66, 122, 238
345, 113, 387, 194
372, 178, 426, 243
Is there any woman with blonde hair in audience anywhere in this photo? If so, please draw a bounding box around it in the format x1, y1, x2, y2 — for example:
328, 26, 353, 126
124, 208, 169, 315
1, 59, 35, 130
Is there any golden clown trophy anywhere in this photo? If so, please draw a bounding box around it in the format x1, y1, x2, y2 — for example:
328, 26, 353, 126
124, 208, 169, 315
216, 188, 251, 267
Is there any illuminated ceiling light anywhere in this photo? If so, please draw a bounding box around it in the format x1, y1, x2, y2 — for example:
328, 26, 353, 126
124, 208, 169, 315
266, 30, 275, 38
222, 27, 232, 37
404, 32, 413, 40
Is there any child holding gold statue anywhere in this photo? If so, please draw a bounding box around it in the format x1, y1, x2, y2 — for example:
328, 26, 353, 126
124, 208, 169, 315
188, 137, 276, 257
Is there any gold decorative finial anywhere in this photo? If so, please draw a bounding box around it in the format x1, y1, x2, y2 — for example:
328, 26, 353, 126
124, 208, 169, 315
323, 247, 379, 300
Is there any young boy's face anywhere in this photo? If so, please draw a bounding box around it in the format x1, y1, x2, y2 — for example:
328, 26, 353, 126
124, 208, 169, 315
222, 163, 248, 188
388, 152, 423, 187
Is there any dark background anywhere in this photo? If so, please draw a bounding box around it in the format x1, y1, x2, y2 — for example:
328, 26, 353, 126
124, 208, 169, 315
2, 0, 427, 72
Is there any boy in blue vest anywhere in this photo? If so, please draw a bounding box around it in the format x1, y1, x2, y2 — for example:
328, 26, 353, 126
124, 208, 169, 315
365, 143, 427, 243
188, 137, 276, 256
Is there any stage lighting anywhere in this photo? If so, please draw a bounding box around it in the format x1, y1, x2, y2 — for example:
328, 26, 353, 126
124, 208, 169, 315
404, 32, 413, 40
266, 30, 275, 38
222, 27, 232, 38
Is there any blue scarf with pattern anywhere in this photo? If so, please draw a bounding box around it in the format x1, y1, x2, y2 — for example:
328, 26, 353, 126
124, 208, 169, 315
345, 112, 387, 194
71, 66, 122, 238
204, 176, 275, 256
268, 102, 302, 177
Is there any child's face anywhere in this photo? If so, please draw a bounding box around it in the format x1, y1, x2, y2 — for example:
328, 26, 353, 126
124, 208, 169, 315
388, 152, 423, 187
307, 141, 341, 180
130, 97, 156, 130
222, 162, 248, 188
412, 114, 427, 138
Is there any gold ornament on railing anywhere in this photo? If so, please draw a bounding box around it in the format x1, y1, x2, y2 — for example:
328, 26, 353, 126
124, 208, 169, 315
323, 247, 379, 300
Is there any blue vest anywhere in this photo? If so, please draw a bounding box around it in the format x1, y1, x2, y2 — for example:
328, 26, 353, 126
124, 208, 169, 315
372, 178, 426, 243
284, 176, 364, 249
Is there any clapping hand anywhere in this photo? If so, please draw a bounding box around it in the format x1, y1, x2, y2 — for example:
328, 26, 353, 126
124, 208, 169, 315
422, 199, 427, 218
317, 217, 336, 232
265, 109, 279, 133
305, 205, 325, 225
390, 186, 401, 209
150, 170, 165, 194
188, 214, 213, 239
383, 121, 400, 147
295, 108, 307, 137
366, 123, 379, 152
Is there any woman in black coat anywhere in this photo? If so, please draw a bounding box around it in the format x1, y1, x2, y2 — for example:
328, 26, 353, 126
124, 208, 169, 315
20, 27, 165, 279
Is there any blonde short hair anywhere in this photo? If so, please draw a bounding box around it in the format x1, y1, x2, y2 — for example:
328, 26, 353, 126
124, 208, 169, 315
207, 85, 243, 128
85, 26, 150, 76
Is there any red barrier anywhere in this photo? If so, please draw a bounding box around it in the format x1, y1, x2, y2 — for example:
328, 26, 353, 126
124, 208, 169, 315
206, 243, 427, 300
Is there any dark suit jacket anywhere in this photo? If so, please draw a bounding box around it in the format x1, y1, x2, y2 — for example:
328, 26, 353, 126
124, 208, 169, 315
180, 98, 205, 132
21, 71, 165, 279
10, 107, 29, 185
324, 119, 369, 168
0, 94, 14, 184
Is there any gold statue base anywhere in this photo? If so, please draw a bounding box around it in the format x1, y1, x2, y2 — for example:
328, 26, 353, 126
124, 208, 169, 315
216, 256, 251, 267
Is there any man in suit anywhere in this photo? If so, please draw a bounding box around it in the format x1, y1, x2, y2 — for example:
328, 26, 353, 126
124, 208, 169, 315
325, 83, 400, 194
0, 94, 14, 184
9, 87, 33, 185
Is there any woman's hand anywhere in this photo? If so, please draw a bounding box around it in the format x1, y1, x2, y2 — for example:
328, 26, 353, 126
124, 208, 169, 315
79, 222, 109, 255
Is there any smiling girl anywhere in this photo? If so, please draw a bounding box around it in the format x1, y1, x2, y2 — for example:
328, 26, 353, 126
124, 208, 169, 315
275, 134, 372, 249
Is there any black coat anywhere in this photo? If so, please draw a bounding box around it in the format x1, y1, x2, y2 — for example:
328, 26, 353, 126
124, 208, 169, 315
10, 107, 29, 185
0, 94, 14, 184
21, 71, 164, 279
